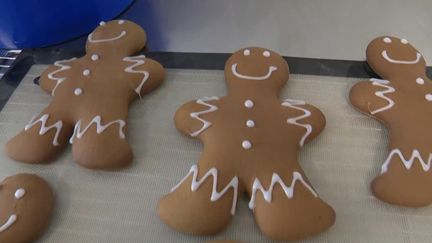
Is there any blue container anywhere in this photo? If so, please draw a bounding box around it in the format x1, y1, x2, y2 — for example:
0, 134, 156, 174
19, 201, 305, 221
0, 0, 134, 48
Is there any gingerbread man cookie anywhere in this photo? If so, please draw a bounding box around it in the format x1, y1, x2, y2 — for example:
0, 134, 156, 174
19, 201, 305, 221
0, 173, 54, 243
158, 47, 335, 241
5, 20, 165, 169
350, 36, 432, 207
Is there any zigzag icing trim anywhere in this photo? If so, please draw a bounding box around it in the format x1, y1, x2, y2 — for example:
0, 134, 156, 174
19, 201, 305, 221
170, 165, 239, 215
123, 55, 150, 97
25, 114, 63, 146
249, 171, 318, 210
369, 78, 395, 115
281, 99, 312, 147
381, 149, 432, 174
189, 97, 219, 137
47, 57, 77, 96
69, 116, 126, 144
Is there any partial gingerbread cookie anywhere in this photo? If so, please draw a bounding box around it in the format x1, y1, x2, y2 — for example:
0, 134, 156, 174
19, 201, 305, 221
158, 47, 335, 241
5, 20, 165, 169
0, 173, 54, 243
350, 36, 432, 207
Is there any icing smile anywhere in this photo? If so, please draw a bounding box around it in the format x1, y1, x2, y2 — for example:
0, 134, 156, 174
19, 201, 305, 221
231, 63, 277, 80
87, 31, 126, 43
381, 50, 421, 64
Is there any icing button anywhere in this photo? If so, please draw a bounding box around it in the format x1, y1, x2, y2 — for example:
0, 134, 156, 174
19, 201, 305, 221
246, 120, 255, 128
99, 21, 106, 26
91, 54, 99, 61
426, 94, 432, 101
244, 100, 254, 108
74, 88, 83, 96
416, 78, 425, 85
83, 69, 91, 76
242, 140, 252, 150
118, 20, 125, 25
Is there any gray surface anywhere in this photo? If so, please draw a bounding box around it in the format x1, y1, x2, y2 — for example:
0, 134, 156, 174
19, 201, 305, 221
0, 66, 431, 242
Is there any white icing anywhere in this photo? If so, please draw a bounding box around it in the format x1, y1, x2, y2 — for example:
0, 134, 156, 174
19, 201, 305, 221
243, 49, 250, 56
416, 77, 425, 85
74, 88, 83, 96
118, 20, 125, 24
99, 21, 106, 26
47, 57, 77, 96
69, 116, 126, 144
263, 51, 270, 57
91, 54, 99, 61
189, 97, 219, 137
231, 63, 277, 80
426, 94, 432, 101
401, 38, 408, 44
246, 120, 255, 128
0, 214, 17, 232
244, 100, 254, 108
88, 30, 127, 43
242, 140, 252, 150
381, 50, 421, 64
25, 114, 63, 146
14, 188, 25, 199
171, 165, 239, 215
383, 37, 392, 43
381, 149, 432, 174
123, 55, 150, 97
368, 78, 395, 114
281, 99, 312, 147
248, 171, 317, 210
82, 69, 90, 76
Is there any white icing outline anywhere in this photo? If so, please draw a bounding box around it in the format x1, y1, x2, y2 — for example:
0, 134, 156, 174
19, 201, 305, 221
368, 78, 395, 115
47, 57, 77, 96
249, 171, 317, 210
170, 165, 239, 215
0, 214, 17, 232
87, 31, 126, 43
69, 116, 126, 144
189, 97, 219, 137
381, 50, 421, 64
25, 114, 63, 146
381, 149, 432, 174
281, 99, 312, 147
123, 55, 150, 97
231, 63, 277, 80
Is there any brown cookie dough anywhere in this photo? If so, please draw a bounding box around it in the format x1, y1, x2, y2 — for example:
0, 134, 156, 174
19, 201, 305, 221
5, 20, 165, 169
0, 173, 54, 243
158, 47, 335, 241
349, 36, 432, 207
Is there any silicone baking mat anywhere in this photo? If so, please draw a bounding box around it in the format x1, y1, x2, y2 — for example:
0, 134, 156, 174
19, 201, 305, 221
0, 66, 431, 243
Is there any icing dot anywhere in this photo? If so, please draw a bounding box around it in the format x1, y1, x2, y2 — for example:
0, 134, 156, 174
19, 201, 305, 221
263, 51, 271, 57
243, 49, 250, 56
99, 21, 106, 26
242, 140, 252, 150
14, 188, 25, 199
118, 20, 125, 25
426, 94, 432, 101
246, 120, 255, 128
83, 69, 91, 76
244, 100, 254, 108
383, 37, 392, 43
74, 88, 83, 96
401, 38, 408, 44
416, 78, 425, 85
91, 54, 99, 61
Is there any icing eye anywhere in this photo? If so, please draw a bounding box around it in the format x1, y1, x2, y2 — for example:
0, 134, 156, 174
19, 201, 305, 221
426, 94, 432, 101
416, 78, 425, 85
14, 188, 25, 199
263, 51, 271, 57
243, 49, 250, 56
118, 20, 125, 25
383, 37, 392, 43
99, 21, 106, 26
401, 38, 408, 44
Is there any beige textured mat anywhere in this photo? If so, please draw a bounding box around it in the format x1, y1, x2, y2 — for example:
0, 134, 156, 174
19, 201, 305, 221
0, 66, 431, 242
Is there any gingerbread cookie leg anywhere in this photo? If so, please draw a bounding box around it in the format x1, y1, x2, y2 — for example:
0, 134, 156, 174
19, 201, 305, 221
70, 113, 132, 169
247, 170, 335, 241
5, 108, 74, 163
158, 164, 239, 235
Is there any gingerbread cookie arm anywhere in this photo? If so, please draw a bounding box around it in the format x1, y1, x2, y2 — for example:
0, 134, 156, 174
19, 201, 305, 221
39, 58, 77, 95
349, 79, 395, 116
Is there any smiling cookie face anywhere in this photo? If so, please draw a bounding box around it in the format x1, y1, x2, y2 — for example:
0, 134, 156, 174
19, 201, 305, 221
224, 47, 289, 92
0, 174, 54, 243
86, 20, 146, 57
366, 36, 426, 79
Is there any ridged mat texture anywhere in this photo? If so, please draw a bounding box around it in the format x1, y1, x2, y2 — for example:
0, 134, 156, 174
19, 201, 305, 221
0, 66, 431, 242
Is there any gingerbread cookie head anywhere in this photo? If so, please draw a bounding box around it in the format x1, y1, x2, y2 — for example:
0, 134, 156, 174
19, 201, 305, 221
0, 174, 54, 243
86, 20, 146, 56
224, 47, 289, 93
366, 36, 427, 79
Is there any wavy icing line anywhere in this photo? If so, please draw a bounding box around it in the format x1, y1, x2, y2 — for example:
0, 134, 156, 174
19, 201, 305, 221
189, 97, 219, 137
249, 171, 317, 210
381, 149, 432, 174
281, 99, 312, 147
171, 165, 239, 215
69, 116, 126, 144
87, 31, 127, 43
369, 78, 395, 115
123, 55, 150, 98
25, 114, 63, 146
47, 58, 77, 96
